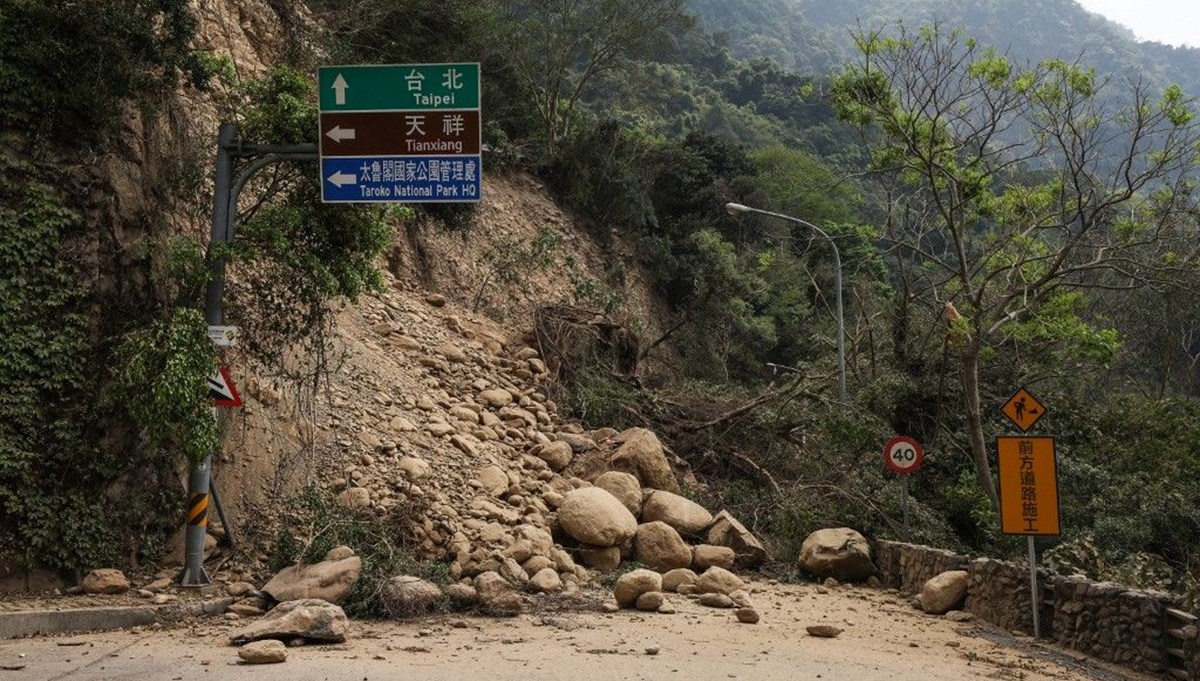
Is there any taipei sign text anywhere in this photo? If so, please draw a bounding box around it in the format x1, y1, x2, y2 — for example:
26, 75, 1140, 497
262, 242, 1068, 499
318, 63, 481, 203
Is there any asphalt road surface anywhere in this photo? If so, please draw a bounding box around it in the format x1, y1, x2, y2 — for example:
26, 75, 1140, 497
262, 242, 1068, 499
0, 582, 1151, 681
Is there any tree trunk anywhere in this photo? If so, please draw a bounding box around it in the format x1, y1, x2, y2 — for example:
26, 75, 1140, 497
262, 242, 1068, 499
961, 342, 1000, 511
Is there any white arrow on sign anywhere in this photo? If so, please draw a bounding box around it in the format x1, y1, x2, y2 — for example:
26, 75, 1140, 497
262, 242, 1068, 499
332, 73, 348, 106
327, 171, 357, 188
325, 125, 357, 143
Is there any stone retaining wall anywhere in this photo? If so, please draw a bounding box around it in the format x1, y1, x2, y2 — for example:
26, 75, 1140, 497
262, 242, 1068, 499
874, 541, 969, 594
874, 540, 1184, 675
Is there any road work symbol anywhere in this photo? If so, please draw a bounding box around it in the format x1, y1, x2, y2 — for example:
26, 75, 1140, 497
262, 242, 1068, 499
1001, 387, 1045, 432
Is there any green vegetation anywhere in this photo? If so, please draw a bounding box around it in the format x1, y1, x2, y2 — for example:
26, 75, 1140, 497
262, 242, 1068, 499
262, 486, 450, 618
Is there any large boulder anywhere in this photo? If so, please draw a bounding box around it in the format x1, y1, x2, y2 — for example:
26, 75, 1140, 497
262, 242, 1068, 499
695, 566, 746, 596
537, 441, 574, 472
641, 491, 713, 537
474, 571, 524, 616
918, 571, 969, 615
634, 521, 693, 572
578, 545, 622, 572
707, 511, 768, 568
692, 545, 736, 571
557, 487, 638, 547
594, 471, 643, 517
262, 556, 362, 605
610, 428, 680, 493
230, 599, 349, 644
528, 568, 563, 593
476, 465, 510, 497
81, 569, 130, 595
662, 568, 698, 593
380, 576, 443, 617
797, 527, 875, 581
614, 569, 663, 608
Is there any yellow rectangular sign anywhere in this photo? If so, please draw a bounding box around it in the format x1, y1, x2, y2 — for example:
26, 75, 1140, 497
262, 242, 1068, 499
997, 436, 1061, 536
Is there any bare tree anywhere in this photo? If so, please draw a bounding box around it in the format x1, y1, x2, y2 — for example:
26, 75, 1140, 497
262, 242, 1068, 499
833, 24, 1200, 510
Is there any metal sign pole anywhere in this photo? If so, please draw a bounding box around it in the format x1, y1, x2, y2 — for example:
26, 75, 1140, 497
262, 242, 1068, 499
902, 475, 910, 541
1028, 536, 1040, 638
179, 123, 318, 586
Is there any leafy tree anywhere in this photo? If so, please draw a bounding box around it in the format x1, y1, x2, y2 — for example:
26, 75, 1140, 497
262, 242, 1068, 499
832, 24, 1200, 509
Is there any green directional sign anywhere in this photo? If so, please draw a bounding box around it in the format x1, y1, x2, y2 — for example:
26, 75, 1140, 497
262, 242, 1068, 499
318, 63, 480, 111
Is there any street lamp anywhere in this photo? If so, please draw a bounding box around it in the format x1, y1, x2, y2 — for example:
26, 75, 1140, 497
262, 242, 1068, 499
724, 202, 846, 402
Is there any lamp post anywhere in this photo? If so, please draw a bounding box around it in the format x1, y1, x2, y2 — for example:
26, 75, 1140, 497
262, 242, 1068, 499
724, 202, 846, 403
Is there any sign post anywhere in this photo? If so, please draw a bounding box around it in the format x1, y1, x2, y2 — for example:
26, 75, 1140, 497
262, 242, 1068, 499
883, 435, 923, 540
998, 386, 1058, 639
317, 63, 482, 203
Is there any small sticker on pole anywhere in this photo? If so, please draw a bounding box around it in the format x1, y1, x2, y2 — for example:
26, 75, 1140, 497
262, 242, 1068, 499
207, 325, 239, 348
883, 435, 923, 475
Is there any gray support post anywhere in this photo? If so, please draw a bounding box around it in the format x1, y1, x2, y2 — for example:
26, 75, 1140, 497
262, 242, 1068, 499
1028, 536, 1040, 638
208, 477, 234, 548
902, 475, 910, 541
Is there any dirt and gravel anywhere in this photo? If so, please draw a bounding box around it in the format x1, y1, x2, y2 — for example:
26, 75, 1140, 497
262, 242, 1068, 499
1, 582, 1152, 681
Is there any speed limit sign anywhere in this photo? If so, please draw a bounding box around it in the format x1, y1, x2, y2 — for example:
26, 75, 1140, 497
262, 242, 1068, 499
884, 435, 923, 475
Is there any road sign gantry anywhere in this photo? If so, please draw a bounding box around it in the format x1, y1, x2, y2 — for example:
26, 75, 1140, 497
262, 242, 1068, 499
317, 63, 482, 203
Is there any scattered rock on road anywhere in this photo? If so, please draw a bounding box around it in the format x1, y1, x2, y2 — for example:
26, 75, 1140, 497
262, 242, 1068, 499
736, 608, 760, 624
806, 624, 844, 638
238, 640, 287, 664
230, 599, 350, 644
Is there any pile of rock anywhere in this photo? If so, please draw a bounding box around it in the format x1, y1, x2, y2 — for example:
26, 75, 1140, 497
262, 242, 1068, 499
223, 279, 781, 622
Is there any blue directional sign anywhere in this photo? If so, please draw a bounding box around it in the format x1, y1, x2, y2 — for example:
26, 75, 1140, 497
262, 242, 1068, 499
317, 63, 482, 204
321, 156, 481, 203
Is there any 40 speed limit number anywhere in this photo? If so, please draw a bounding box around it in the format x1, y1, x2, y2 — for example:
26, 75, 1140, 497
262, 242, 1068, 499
883, 435, 923, 475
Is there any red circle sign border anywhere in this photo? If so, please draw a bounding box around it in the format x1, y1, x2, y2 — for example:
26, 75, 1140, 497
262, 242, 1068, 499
883, 435, 924, 475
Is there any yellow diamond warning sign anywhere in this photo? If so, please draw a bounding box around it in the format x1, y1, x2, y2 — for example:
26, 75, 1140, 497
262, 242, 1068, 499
1001, 387, 1046, 432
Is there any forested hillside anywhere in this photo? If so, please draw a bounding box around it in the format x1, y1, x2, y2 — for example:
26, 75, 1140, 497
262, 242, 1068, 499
690, 0, 1200, 95
4, 0, 1200, 605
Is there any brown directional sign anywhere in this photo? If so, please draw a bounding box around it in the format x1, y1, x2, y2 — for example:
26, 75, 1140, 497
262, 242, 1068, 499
997, 436, 1060, 536
319, 110, 481, 157
1001, 387, 1046, 432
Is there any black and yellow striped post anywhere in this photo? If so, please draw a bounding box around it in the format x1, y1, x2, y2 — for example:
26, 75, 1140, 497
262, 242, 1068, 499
187, 490, 209, 528
179, 453, 214, 585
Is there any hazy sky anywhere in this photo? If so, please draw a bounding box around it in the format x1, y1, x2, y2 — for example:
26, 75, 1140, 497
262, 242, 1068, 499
1075, 0, 1199, 47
